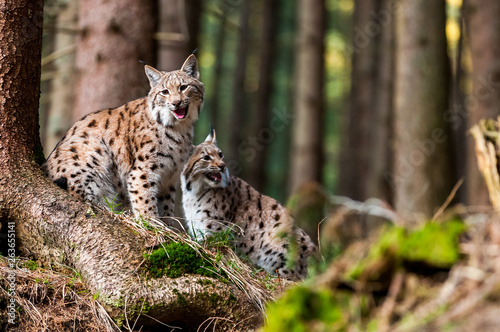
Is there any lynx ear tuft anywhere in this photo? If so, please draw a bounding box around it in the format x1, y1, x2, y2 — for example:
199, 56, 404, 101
145, 65, 162, 88
204, 126, 217, 144
181, 54, 200, 79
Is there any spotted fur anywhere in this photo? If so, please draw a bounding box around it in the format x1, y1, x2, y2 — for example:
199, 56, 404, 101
181, 130, 317, 280
43, 55, 204, 217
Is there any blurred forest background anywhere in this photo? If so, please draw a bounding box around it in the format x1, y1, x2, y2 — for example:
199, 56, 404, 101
39, 0, 499, 218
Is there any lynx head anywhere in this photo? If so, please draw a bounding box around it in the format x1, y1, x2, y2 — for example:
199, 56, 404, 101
145, 54, 204, 128
182, 128, 230, 192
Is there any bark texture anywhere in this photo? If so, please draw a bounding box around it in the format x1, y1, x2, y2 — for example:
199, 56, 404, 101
0, 0, 44, 164
207, 10, 227, 129
339, 0, 394, 203
465, 0, 500, 207
289, 0, 325, 194
247, 0, 277, 192
392, 0, 452, 216
0, 1, 262, 329
73, 0, 155, 121
228, 0, 250, 167
157, 0, 202, 71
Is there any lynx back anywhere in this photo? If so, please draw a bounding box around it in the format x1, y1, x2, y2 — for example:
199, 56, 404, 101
181, 129, 317, 280
43, 55, 204, 218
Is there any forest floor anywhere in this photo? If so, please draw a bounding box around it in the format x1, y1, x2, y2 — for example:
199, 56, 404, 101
263, 201, 500, 332
0, 214, 290, 332
2, 208, 500, 331
0, 258, 111, 331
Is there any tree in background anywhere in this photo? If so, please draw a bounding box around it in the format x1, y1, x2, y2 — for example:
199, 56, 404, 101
465, 0, 500, 207
228, 0, 250, 166
36, 0, 484, 214
157, 0, 202, 71
392, 0, 453, 216
42, 0, 78, 155
246, 0, 278, 192
72, 0, 155, 121
289, 0, 326, 194
338, 0, 394, 203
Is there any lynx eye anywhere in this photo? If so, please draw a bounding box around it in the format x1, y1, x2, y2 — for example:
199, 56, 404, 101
160, 89, 169, 96
179, 84, 188, 92
218, 152, 223, 159
202, 155, 211, 161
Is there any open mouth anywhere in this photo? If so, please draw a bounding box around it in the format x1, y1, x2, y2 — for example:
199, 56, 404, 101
173, 106, 188, 119
206, 172, 222, 183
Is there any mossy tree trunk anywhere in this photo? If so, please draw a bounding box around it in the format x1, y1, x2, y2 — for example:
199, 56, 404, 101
0, 1, 261, 330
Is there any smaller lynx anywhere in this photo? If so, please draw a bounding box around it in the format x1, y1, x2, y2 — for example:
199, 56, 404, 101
43, 55, 204, 217
181, 129, 316, 279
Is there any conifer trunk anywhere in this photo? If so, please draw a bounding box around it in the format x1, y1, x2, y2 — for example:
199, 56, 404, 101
73, 0, 155, 121
392, 0, 452, 216
289, 0, 325, 194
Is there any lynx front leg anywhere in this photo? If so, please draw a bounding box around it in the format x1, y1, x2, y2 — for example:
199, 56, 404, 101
157, 184, 177, 217
127, 169, 159, 217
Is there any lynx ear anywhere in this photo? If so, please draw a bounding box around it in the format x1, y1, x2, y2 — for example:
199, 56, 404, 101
204, 126, 217, 144
181, 54, 200, 79
145, 65, 162, 88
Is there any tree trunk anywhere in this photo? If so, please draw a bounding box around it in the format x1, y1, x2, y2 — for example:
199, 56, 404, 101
0, 1, 263, 329
246, 0, 277, 192
449, 2, 468, 204
366, 0, 394, 203
392, 0, 452, 216
289, 0, 325, 194
207, 11, 227, 129
465, 0, 500, 207
43, 0, 78, 155
228, 0, 250, 167
157, 0, 202, 71
0, 0, 44, 165
338, 0, 394, 203
72, 0, 155, 121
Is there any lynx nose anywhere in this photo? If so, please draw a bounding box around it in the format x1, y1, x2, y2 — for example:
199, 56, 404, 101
172, 100, 181, 108
218, 162, 226, 171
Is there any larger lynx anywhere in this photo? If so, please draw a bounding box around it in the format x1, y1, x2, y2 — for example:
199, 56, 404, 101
181, 129, 317, 280
43, 55, 204, 217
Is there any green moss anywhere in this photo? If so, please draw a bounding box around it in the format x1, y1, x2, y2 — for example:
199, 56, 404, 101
22, 260, 38, 271
347, 219, 465, 280
400, 220, 465, 268
196, 278, 214, 286
98, 294, 125, 309
144, 242, 224, 279
173, 288, 188, 306
204, 227, 236, 248
196, 291, 236, 308
264, 286, 347, 332
208, 293, 221, 305
103, 295, 161, 327
347, 226, 405, 280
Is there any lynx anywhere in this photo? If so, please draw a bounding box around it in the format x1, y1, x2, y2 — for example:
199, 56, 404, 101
181, 129, 317, 279
43, 55, 204, 218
